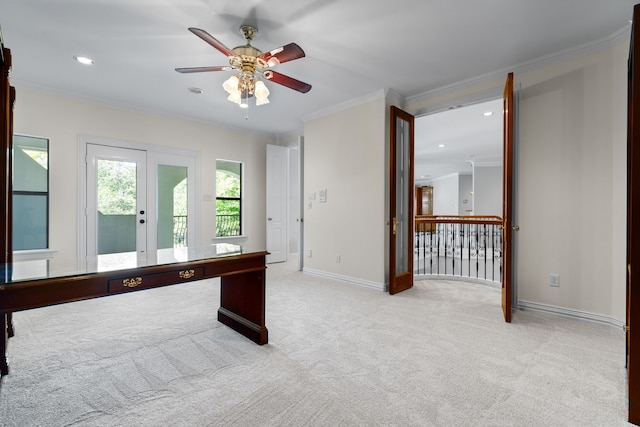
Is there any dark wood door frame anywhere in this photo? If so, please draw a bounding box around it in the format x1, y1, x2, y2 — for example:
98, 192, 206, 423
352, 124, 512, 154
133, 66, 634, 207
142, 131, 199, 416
628, 4, 640, 424
502, 72, 514, 323
389, 106, 415, 295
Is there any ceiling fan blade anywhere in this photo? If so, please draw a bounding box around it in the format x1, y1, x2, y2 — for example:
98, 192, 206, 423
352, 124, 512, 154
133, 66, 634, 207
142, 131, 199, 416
188, 27, 235, 57
267, 71, 312, 93
259, 43, 305, 66
175, 66, 231, 74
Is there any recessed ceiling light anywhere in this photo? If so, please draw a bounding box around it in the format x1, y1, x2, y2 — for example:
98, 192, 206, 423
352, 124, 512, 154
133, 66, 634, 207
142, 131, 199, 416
73, 55, 94, 65
438, 144, 445, 148
483, 111, 493, 117
187, 87, 203, 94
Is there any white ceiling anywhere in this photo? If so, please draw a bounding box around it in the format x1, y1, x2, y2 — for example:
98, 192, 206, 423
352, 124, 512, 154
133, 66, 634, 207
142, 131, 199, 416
0, 0, 635, 178
415, 99, 503, 183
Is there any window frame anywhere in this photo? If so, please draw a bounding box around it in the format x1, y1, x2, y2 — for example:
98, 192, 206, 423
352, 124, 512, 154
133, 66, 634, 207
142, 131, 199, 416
12, 134, 50, 252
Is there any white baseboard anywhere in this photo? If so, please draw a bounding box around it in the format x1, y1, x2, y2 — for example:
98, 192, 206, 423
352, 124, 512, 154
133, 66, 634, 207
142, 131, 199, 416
518, 300, 625, 330
303, 268, 385, 291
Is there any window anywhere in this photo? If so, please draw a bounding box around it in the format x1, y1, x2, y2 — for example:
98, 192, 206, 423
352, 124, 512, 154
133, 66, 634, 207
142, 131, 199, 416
216, 160, 242, 237
13, 135, 49, 250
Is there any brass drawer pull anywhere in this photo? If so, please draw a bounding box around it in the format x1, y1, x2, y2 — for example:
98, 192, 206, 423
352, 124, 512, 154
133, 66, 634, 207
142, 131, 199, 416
122, 277, 143, 288
179, 269, 195, 279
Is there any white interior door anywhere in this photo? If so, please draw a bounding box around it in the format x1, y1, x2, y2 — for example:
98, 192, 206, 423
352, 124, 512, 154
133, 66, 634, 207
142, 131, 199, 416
86, 144, 147, 258
266, 144, 288, 263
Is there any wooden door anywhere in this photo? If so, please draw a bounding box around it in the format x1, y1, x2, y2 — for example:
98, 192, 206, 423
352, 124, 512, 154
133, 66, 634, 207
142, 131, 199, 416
389, 106, 415, 294
628, 5, 640, 424
502, 72, 515, 323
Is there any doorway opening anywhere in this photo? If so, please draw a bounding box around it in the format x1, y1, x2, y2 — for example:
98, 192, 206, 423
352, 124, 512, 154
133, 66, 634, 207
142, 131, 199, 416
414, 98, 504, 288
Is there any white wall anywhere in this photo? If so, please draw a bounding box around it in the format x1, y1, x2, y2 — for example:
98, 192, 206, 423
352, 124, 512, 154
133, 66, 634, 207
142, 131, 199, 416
432, 173, 460, 215
303, 95, 386, 287
611, 37, 629, 323
12, 86, 273, 259
458, 174, 472, 215
516, 45, 623, 321
473, 165, 502, 216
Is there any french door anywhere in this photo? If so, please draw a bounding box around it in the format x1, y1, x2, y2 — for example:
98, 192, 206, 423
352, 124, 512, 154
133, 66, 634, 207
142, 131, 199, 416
389, 106, 414, 294
86, 144, 147, 257
84, 143, 196, 258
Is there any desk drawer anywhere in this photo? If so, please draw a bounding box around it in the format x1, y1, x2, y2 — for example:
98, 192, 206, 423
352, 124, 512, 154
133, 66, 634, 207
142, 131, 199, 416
108, 267, 204, 293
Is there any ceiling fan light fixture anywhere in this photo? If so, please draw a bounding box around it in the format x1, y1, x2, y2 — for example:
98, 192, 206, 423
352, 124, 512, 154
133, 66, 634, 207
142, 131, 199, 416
255, 80, 270, 106
176, 26, 310, 110
223, 75, 240, 94
227, 90, 241, 104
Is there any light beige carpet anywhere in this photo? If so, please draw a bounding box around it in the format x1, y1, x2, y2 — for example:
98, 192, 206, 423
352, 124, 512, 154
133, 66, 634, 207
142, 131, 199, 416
0, 261, 629, 426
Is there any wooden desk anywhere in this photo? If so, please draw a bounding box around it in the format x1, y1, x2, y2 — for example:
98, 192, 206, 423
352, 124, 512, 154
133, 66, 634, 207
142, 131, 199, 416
0, 244, 269, 376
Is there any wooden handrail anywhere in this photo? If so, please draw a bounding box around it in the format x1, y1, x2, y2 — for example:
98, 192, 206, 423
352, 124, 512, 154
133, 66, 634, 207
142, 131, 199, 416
416, 215, 503, 226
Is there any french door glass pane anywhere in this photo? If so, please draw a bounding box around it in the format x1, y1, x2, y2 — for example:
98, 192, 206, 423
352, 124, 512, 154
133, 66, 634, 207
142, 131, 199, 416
97, 159, 137, 255
395, 116, 410, 274
157, 165, 188, 249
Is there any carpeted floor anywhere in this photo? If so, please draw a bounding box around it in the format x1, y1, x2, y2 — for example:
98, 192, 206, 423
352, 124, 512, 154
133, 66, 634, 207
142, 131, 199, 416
0, 261, 630, 426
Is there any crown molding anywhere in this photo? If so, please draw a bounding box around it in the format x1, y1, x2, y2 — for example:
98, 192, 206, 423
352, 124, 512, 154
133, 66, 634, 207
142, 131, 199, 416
406, 25, 632, 116
302, 88, 389, 123
385, 89, 404, 108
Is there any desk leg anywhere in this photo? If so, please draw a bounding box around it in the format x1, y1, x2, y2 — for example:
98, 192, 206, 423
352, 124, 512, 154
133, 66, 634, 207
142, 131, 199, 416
7, 312, 13, 337
1, 313, 8, 376
218, 269, 268, 345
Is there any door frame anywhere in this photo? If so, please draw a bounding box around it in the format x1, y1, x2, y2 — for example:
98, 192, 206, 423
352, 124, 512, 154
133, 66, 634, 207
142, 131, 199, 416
403, 79, 517, 312
627, 4, 640, 422
502, 72, 515, 323
77, 135, 200, 257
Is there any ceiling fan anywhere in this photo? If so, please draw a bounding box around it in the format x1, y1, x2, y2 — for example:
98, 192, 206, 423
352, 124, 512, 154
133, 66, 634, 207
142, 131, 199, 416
175, 25, 311, 107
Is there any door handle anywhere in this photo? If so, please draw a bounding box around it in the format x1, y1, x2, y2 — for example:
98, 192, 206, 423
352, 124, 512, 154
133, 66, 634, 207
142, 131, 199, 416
267, 217, 272, 221
513, 226, 520, 231
140, 219, 145, 224
392, 217, 397, 235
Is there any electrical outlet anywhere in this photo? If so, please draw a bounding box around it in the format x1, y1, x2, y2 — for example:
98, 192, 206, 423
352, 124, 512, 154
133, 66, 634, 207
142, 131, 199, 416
336, 254, 341, 263
550, 274, 560, 287
307, 249, 312, 258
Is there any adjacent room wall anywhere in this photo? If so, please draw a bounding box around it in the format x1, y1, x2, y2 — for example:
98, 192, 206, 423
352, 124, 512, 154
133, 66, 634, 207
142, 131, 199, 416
458, 174, 472, 215
431, 173, 460, 215
473, 165, 502, 216
12, 86, 273, 259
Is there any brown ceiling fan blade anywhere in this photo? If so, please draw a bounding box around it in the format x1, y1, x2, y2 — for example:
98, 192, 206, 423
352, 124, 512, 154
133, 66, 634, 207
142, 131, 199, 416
259, 43, 305, 66
267, 71, 312, 93
188, 27, 235, 57
175, 66, 231, 73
